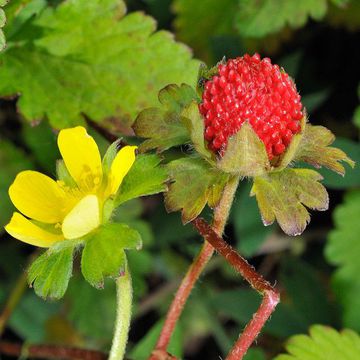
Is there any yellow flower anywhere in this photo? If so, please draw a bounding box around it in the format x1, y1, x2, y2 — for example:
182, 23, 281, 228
5, 126, 137, 248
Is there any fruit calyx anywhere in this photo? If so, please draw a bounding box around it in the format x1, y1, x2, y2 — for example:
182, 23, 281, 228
199, 54, 303, 160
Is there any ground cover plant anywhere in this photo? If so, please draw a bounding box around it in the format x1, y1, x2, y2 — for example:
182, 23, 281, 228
0, 1, 359, 359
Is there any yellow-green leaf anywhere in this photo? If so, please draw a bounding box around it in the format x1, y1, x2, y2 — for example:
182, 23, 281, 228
294, 124, 354, 175
251, 168, 329, 236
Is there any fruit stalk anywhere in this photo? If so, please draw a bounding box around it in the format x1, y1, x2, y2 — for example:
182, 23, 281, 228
192, 218, 280, 360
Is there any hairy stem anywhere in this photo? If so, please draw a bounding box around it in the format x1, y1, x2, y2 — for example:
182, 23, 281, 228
193, 218, 280, 360
150, 176, 240, 358
109, 262, 133, 360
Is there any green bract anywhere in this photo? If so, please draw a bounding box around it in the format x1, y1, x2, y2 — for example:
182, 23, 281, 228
133, 67, 354, 235
0, 0, 8, 51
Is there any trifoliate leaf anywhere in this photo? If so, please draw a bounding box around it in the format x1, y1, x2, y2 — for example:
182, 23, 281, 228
294, 124, 355, 175
0, 0, 199, 128
164, 157, 230, 223
235, 0, 328, 38
115, 154, 168, 206
81, 223, 142, 288
275, 325, 360, 360
325, 191, 360, 331
217, 122, 270, 176
28, 246, 75, 300
0, 0, 9, 51
134, 84, 198, 152
251, 168, 329, 236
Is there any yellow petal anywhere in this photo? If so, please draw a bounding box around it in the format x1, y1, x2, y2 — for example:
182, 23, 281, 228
58, 127, 102, 192
62, 195, 100, 239
107, 146, 137, 196
5, 213, 64, 248
9, 171, 67, 223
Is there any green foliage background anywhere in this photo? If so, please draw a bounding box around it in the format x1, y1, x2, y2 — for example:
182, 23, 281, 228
0, 0, 359, 359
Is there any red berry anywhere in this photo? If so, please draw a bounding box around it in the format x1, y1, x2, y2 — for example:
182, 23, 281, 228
199, 54, 303, 160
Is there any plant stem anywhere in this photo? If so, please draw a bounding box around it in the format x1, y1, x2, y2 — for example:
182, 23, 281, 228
109, 262, 133, 360
193, 218, 280, 360
150, 176, 240, 359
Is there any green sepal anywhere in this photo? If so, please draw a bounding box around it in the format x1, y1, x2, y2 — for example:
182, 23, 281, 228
81, 223, 142, 289
28, 245, 76, 300
293, 124, 355, 175
251, 168, 329, 236
133, 84, 198, 152
275, 116, 306, 170
56, 159, 77, 187
115, 154, 168, 207
102, 138, 122, 175
182, 100, 214, 160
164, 157, 230, 223
217, 122, 270, 177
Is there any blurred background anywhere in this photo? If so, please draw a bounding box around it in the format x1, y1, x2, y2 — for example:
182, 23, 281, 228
0, 0, 359, 359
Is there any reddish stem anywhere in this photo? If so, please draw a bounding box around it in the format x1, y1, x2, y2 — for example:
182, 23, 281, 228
154, 241, 214, 352
150, 176, 240, 360
192, 218, 280, 360
0, 341, 107, 360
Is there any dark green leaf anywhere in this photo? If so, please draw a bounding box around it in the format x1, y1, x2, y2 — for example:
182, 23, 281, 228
325, 190, 360, 331
28, 246, 75, 300
251, 168, 329, 236
81, 223, 142, 288
164, 157, 230, 223
115, 154, 168, 206
134, 84, 197, 152
235, 0, 328, 38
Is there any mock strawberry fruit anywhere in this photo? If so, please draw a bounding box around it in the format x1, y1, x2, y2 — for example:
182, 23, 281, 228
199, 54, 303, 159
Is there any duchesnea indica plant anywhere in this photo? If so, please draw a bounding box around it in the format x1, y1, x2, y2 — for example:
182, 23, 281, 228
4, 54, 354, 360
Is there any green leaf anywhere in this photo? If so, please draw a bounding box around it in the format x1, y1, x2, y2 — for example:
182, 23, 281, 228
235, 0, 328, 38
251, 168, 329, 236
173, 0, 237, 59
81, 223, 142, 288
294, 124, 355, 175
115, 154, 168, 206
0, 140, 34, 229
217, 122, 270, 176
274, 325, 360, 360
0, 0, 199, 128
134, 84, 197, 152
129, 320, 183, 360
325, 190, 360, 331
28, 246, 75, 300
164, 157, 230, 223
